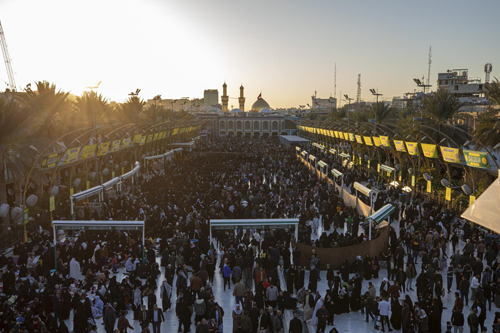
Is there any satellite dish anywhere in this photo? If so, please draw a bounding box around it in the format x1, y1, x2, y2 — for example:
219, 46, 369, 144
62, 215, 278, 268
11, 207, 23, 225
461, 184, 472, 196
408, 168, 413, 175
102, 168, 110, 175
0, 204, 9, 218
395, 164, 401, 171
73, 178, 81, 188
441, 179, 450, 188
364, 155, 370, 161
123, 161, 128, 166
51, 186, 59, 196
385, 161, 390, 166
26, 194, 38, 207
115, 164, 119, 170
423, 173, 431, 181
358, 153, 362, 157
30, 182, 36, 189
89, 172, 97, 178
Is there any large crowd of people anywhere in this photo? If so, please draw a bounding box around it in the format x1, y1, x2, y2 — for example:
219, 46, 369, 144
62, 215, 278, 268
1, 137, 499, 333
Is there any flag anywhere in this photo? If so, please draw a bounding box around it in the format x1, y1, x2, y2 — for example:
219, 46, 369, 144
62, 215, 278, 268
257, 93, 262, 100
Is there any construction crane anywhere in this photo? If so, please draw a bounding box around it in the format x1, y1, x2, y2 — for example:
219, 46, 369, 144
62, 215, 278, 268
356, 74, 361, 103
0, 21, 16, 91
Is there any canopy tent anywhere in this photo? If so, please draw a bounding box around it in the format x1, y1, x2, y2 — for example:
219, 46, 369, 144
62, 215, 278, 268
279, 135, 310, 148
169, 141, 194, 149
461, 176, 500, 234
308, 154, 317, 169
331, 168, 344, 198
52, 221, 146, 269
380, 164, 397, 182
102, 177, 121, 190
295, 146, 301, 151
209, 218, 299, 245
301, 151, 308, 159
366, 204, 395, 224
339, 153, 350, 159
353, 182, 376, 239
71, 186, 103, 202
329, 148, 337, 155
317, 160, 328, 179
312, 142, 326, 150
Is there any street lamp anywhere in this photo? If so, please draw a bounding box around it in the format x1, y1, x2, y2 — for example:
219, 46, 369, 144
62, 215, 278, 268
344, 94, 354, 130
153, 95, 161, 121
128, 88, 141, 124
370, 89, 382, 132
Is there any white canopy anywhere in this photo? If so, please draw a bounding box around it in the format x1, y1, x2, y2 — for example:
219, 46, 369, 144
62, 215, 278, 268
102, 177, 121, 190
71, 186, 103, 202
461, 176, 500, 233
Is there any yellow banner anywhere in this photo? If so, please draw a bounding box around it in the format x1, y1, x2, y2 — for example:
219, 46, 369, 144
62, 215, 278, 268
153, 133, 159, 141
70, 188, 74, 196
140, 135, 146, 145
40, 153, 61, 168
363, 136, 373, 146
63, 147, 81, 164
146, 134, 153, 143
469, 195, 476, 206
394, 140, 406, 152
348, 133, 355, 141
86, 181, 90, 189
440, 147, 461, 163
355, 135, 363, 144
343, 132, 349, 140
121, 138, 131, 148
373, 137, 382, 147
380, 136, 390, 147
133, 134, 142, 144
426, 181, 431, 193
97, 142, 110, 156
405, 142, 419, 156
50, 196, 55, 212
172, 128, 179, 135
334, 131, 339, 138
81, 144, 96, 159
421, 143, 438, 158
446, 187, 451, 201
111, 140, 121, 152
338, 132, 344, 140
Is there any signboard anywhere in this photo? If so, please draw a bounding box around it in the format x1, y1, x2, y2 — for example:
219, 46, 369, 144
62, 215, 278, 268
348, 133, 355, 141
40, 152, 62, 169
405, 142, 419, 156
421, 143, 438, 158
373, 137, 382, 147
97, 142, 110, 156
469, 195, 476, 206
153, 133, 159, 141
380, 136, 390, 147
56, 225, 141, 231
463, 150, 489, 169
355, 135, 363, 144
110, 140, 121, 152
440, 147, 461, 163
377, 163, 380, 172
140, 135, 146, 145
50, 196, 55, 212
146, 134, 153, 143
81, 144, 96, 159
411, 175, 415, 187
133, 134, 142, 144
63, 147, 81, 164
446, 187, 451, 201
394, 140, 406, 152
121, 138, 131, 148
363, 136, 373, 146
426, 181, 431, 193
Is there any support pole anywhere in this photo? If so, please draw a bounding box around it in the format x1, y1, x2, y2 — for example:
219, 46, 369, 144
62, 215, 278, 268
142, 226, 145, 264
53, 224, 57, 271
295, 224, 299, 243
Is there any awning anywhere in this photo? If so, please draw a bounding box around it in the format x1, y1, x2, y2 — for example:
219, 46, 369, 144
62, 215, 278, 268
102, 177, 121, 190
317, 161, 328, 168
354, 182, 372, 197
296, 146, 301, 151
312, 143, 325, 150
367, 204, 396, 223
173, 148, 183, 152
309, 154, 316, 161
329, 149, 337, 155
144, 153, 165, 161
331, 168, 343, 178
121, 164, 140, 180
301, 151, 307, 157
380, 165, 396, 173
339, 153, 350, 159
71, 186, 103, 202
461, 177, 500, 233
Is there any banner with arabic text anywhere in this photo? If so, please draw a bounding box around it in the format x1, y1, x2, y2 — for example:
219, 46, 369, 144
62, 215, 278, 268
405, 142, 419, 156
440, 147, 461, 163
421, 143, 438, 158
394, 140, 406, 152
463, 150, 489, 169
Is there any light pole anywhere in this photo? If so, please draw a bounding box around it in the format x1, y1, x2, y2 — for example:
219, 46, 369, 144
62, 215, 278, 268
344, 94, 354, 131
128, 88, 141, 124
413, 78, 431, 120
153, 95, 161, 121
370, 88, 382, 133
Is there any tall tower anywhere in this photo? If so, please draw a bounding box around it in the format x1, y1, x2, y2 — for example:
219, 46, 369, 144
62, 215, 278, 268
356, 74, 362, 103
221, 82, 229, 112
238, 84, 245, 111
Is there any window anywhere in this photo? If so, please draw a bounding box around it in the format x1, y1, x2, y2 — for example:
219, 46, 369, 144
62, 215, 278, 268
479, 85, 483, 90
454, 86, 458, 91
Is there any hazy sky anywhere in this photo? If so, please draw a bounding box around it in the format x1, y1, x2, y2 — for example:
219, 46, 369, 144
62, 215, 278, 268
1, 0, 499, 108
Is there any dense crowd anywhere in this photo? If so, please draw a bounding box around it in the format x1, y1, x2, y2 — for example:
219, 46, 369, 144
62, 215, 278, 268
0, 137, 499, 333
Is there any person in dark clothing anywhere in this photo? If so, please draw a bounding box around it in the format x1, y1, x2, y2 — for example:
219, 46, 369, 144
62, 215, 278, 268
315, 304, 329, 333
309, 268, 318, 293
289, 311, 303, 333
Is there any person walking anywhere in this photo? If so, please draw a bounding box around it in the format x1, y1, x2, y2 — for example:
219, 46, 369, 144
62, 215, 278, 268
379, 297, 393, 332
149, 304, 164, 333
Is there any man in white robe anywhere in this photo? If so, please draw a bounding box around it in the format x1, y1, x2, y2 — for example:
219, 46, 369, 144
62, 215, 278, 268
70, 257, 82, 280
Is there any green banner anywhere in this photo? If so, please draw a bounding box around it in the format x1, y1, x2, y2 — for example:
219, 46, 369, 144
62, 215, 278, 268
463, 150, 489, 169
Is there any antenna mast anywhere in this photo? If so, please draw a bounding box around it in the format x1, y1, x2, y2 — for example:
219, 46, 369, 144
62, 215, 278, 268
0, 21, 16, 91
427, 46, 432, 87
334, 63, 337, 99
356, 74, 361, 103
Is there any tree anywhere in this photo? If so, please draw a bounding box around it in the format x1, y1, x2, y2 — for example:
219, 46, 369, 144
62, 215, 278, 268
0, 99, 38, 209
370, 102, 398, 125
22, 81, 70, 139
119, 96, 146, 124
485, 77, 500, 105
422, 89, 461, 125
474, 110, 500, 148
141, 103, 167, 122
74, 91, 111, 127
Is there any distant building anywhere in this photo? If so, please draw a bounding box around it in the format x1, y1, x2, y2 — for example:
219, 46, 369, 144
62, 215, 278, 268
312, 95, 336, 109
437, 69, 488, 103
146, 97, 204, 112
204, 89, 219, 107
392, 92, 424, 109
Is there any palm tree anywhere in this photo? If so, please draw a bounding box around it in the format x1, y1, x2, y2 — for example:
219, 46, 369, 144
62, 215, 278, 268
75, 91, 111, 127
474, 110, 500, 148
22, 81, 70, 139
0, 99, 39, 212
119, 96, 146, 124
370, 102, 398, 125
485, 77, 500, 105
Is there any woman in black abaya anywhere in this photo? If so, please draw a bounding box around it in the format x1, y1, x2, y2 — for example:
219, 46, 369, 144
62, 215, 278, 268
390, 298, 402, 330
340, 259, 349, 282
363, 255, 372, 280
